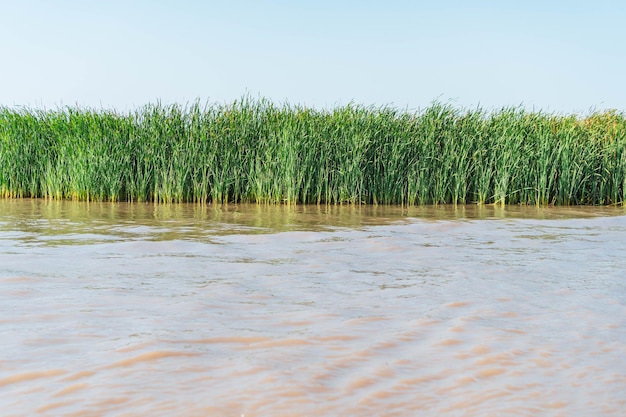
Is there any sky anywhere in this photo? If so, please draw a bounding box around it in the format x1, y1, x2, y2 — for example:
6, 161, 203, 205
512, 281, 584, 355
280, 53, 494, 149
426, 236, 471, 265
1, 0, 625, 114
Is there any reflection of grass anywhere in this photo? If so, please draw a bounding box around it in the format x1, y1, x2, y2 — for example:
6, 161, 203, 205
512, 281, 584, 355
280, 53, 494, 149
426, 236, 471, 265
0, 99, 624, 205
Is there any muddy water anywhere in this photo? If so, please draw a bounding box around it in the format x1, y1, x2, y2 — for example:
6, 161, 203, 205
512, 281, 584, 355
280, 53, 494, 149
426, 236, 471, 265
1, 199, 625, 417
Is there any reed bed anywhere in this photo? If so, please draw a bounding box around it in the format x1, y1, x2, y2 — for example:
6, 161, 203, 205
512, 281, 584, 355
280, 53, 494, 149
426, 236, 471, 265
1, 99, 624, 205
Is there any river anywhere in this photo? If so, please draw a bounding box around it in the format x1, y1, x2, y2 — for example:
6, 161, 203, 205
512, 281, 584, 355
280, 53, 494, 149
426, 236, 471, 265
1, 199, 625, 416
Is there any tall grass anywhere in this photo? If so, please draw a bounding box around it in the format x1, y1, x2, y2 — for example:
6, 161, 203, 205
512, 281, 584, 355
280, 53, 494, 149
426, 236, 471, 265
0, 100, 624, 205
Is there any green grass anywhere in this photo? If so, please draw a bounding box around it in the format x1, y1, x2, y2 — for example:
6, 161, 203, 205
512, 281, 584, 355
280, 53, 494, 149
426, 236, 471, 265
1, 99, 624, 205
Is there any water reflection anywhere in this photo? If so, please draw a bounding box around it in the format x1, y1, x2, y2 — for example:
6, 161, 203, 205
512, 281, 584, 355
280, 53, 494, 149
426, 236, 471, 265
1, 199, 624, 245
0, 199, 625, 416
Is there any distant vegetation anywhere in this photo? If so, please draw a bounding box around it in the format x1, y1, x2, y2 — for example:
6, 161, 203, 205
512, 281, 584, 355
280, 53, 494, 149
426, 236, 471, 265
1, 99, 625, 205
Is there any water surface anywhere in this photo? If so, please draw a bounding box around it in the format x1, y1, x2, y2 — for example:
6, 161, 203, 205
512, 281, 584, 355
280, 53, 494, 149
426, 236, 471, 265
1, 200, 625, 416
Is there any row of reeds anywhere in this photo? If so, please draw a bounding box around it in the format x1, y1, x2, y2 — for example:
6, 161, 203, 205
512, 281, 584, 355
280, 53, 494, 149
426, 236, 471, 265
1, 99, 625, 205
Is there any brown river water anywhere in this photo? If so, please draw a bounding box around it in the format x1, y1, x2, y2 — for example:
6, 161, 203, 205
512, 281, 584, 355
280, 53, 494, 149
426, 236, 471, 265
1, 199, 625, 416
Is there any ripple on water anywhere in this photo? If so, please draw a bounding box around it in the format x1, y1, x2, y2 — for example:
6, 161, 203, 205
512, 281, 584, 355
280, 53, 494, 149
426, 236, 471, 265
1, 201, 625, 416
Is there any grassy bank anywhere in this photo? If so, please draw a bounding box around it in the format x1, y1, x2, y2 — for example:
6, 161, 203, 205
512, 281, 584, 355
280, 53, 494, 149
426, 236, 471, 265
1, 99, 625, 205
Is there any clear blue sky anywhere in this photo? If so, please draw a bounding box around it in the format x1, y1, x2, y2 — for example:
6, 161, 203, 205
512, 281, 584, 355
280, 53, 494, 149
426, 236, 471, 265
1, 0, 625, 113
